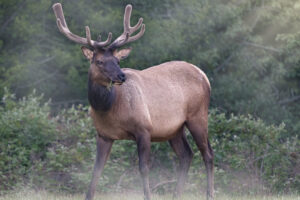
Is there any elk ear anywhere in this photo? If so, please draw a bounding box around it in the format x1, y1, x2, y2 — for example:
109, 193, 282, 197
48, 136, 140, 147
81, 46, 93, 60
113, 48, 132, 60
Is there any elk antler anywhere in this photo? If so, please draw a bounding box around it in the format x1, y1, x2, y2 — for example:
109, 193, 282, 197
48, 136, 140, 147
52, 3, 112, 49
108, 4, 145, 49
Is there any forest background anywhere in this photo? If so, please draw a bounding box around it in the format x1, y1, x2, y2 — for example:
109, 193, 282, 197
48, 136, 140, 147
0, 0, 299, 196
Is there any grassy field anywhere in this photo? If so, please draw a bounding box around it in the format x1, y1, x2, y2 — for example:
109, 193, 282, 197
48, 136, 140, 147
0, 191, 299, 200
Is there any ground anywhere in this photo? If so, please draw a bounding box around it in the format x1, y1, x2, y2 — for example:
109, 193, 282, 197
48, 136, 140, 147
0, 191, 299, 200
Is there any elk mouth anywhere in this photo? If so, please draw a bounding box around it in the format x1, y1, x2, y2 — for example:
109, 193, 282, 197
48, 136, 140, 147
112, 81, 123, 85
112, 79, 125, 85
112, 73, 126, 85
106, 73, 126, 86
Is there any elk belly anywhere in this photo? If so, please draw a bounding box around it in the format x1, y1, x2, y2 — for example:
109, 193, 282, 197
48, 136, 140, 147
149, 108, 186, 142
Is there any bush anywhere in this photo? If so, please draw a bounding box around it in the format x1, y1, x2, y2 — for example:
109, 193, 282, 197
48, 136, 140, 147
0, 90, 298, 194
207, 110, 299, 194
0, 89, 55, 191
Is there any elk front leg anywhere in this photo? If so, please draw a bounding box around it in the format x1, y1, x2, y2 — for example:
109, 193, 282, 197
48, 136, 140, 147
85, 135, 113, 200
136, 134, 151, 200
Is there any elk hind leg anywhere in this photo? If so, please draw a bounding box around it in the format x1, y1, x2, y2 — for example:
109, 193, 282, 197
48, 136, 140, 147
169, 127, 194, 198
186, 116, 214, 200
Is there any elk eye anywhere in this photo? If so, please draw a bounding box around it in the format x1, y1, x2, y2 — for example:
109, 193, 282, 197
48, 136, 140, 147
96, 60, 103, 65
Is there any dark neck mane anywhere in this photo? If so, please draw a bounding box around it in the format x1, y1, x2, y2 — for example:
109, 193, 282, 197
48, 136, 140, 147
88, 75, 116, 112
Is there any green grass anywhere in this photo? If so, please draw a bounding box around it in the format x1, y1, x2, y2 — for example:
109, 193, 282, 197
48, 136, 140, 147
0, 191, 299, 200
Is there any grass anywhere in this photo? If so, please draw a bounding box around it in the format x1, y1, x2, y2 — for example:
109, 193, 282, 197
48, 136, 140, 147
0, 190, 299, 200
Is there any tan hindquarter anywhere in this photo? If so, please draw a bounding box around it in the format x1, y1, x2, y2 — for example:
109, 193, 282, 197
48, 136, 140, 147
90, 61, 210, 141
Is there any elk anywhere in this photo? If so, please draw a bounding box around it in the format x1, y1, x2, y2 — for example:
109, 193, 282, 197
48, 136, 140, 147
52, 3, 214, 200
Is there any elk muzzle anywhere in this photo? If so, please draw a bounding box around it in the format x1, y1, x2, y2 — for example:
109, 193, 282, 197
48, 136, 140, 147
113, 72, 126, 85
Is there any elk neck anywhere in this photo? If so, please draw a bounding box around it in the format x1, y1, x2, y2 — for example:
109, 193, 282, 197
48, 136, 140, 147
88, 73, 116, 112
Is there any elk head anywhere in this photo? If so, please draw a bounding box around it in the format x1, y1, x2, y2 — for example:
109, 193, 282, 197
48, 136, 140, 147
52, 3, 145, 87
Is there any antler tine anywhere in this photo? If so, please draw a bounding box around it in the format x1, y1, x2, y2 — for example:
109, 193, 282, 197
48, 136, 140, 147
86, 26, 112, 48
97, 35, 102, 42
53, 3, 88, 45
85, 26, 93, 46
130, 18, 143, 33
123, 5, 144, 33
52, 3, 68, 28
98, 32, 112, 47
53, 3, 112, 49
108, 4, 145, 49
123, 4, 132, 33
127, 24, 145, 43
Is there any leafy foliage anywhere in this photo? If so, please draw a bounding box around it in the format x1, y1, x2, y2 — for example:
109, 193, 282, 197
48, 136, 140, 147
206, 110, 299, 193
0, 89, 55, 190
0, 91, 298, 194
0, 0, 299, 195
0, 0, 300, 137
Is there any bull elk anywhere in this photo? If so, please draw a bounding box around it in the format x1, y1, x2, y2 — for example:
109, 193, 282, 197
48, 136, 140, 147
52, 3, 214, 200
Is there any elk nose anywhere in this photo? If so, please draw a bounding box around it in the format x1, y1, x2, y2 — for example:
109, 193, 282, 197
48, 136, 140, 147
118, 73, 126, 82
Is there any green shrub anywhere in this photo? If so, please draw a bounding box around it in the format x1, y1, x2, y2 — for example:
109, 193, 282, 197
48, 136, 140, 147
0, 90, 298, 194
0, 89, 55, 191
206, 110, 299, 193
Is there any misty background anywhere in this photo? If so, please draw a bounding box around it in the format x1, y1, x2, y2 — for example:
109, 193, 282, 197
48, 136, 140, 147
0, 0, 299, 196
